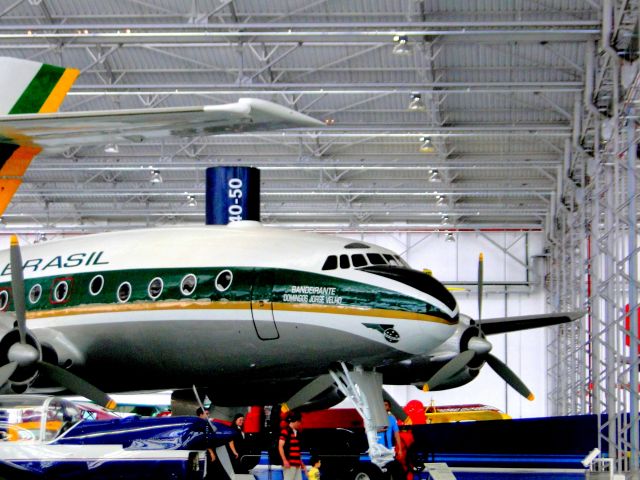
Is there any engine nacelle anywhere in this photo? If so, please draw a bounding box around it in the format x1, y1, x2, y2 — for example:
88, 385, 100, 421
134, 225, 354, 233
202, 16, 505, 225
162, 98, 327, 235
0, 328, 42, 389
380, 313, 490, 389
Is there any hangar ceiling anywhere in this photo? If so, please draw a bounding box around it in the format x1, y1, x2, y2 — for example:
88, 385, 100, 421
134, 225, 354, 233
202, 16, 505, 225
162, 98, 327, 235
0, 1, 635, 233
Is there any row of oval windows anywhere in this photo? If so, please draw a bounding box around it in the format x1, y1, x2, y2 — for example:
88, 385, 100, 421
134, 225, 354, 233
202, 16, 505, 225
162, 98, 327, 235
0, 270, 234, 310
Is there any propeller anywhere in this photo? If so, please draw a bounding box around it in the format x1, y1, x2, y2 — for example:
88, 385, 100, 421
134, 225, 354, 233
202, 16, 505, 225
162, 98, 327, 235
422, 350, 475, 392
477, 252, 483, 327
485, 354, 534, 400
421, 253, 534, 400
0, 235, 117, 409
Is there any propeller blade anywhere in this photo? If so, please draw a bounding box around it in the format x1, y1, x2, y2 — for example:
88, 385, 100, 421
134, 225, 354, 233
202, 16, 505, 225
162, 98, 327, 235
477, 252, 483, 324
0, 361, 18, 386
9, 236, 26, 344
215, 445, 235, 479
485, 353, 534, 401
37, 361, 117, 409
422, 350, 476, 392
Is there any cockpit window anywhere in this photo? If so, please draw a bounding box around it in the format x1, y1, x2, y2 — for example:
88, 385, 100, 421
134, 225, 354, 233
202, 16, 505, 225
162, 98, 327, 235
322, 255, 338, 271
394, 255, 410, 267
367, 253, 386, 265
345, 242, 370, 249
384, 254, 401, 266
339, 255, 350, 269
351, 254, 367, 267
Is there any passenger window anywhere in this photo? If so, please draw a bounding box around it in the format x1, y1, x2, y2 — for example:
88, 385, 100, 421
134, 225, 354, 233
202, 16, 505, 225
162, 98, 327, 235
89, 275, 104, 296
322, 256, 338, 271
148, 278, 163, 300
215, 270, 233, 292
351, 254, 367, 267
180, 274, 197, 296
0, 290, 8, 311
52, 279, 71, 304
339, 255, 350, 269
367, 253, 386, 265
29, 284, 42, 304
117, 282, 132, 303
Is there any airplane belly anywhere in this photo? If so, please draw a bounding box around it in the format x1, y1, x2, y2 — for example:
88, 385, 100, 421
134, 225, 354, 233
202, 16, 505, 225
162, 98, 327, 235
30, 306, 451, 394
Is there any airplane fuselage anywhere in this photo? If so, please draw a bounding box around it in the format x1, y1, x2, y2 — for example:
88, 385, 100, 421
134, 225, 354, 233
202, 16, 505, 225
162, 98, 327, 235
0, 222, 459, 404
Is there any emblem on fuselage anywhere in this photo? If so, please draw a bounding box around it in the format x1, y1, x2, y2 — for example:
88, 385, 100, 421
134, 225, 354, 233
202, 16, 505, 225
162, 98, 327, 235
363, 323, 400, 343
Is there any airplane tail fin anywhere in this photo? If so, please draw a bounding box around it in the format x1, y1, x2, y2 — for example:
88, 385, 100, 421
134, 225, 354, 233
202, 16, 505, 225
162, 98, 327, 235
0, 57, 79, 216
0, 57, 79, 115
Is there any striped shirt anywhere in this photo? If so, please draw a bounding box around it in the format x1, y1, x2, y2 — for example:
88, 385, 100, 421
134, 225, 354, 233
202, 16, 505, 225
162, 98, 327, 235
280, 426, 301, 466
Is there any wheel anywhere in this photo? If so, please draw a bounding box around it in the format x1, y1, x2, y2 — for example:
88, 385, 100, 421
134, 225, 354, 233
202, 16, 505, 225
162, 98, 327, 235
353, 464, 384, 480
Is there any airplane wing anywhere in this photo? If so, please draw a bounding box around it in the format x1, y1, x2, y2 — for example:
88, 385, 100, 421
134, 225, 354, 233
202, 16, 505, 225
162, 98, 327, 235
0, 98, 324, 151
478, 311, 585, 335
0, 56, 323, 217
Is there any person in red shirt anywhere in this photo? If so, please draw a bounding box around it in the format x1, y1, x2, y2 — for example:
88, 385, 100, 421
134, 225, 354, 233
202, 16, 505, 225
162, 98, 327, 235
279, 411, 305, 480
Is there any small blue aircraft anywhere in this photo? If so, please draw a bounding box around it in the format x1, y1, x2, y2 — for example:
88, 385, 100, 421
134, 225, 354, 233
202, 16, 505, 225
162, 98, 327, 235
0, 395, 234, 479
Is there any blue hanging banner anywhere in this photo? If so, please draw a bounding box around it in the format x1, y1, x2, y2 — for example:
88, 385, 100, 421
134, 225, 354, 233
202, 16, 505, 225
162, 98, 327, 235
205, 166, 261, 225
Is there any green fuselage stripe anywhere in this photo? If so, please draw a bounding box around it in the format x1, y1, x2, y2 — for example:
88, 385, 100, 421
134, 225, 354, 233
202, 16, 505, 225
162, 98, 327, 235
0, 267, 454, 323
9, 64, 64, 114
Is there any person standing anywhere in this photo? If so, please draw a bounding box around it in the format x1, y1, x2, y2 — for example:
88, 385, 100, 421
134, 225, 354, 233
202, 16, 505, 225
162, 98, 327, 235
196, 407, 217, 479
229, 413, 247, 473
307, 455, 321, 480
377, 400, 404, 480
278, 411, 305, 480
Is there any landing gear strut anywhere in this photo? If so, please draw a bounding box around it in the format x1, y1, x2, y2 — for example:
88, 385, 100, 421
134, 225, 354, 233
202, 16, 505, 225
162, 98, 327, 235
329, 363, 395, 469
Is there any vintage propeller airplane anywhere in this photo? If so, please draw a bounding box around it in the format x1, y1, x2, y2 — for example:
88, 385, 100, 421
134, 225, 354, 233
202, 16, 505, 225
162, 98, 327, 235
0, 56, 581, 467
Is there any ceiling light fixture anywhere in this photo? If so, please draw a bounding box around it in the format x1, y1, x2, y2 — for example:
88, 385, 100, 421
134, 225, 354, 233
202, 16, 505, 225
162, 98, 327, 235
428, 169, 441, 182
408, 93, 426, 111
186, 195, 197, 207
419, 136, 435, 153
445, 232, 455, 243
392, 35, 411, 55
104, 143, 119, 154
150, 170, 163, 184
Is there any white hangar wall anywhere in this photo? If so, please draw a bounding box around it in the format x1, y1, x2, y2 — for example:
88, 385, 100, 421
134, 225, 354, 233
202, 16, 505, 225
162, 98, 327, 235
336, 229, 550, 419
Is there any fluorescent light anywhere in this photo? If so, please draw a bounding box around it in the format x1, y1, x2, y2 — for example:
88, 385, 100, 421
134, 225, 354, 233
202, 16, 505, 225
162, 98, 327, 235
150, 170, 163, 184
420, 136, 436, 153
408, 93, 426, 111
392, 35, 411, 55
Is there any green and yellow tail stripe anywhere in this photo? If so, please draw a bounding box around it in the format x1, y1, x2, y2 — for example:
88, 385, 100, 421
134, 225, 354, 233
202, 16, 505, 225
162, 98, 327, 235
0, 57, 79, 216
39, 67, 80, 113
8, 62, 79, 115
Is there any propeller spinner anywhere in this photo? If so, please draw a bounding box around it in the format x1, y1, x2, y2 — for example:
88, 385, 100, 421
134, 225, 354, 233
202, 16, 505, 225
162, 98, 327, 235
422, 253, 534, 401
0, 235, 117, 409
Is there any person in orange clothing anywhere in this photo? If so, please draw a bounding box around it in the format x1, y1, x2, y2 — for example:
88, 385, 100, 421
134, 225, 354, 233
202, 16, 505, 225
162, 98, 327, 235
279, 411, 305, 480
